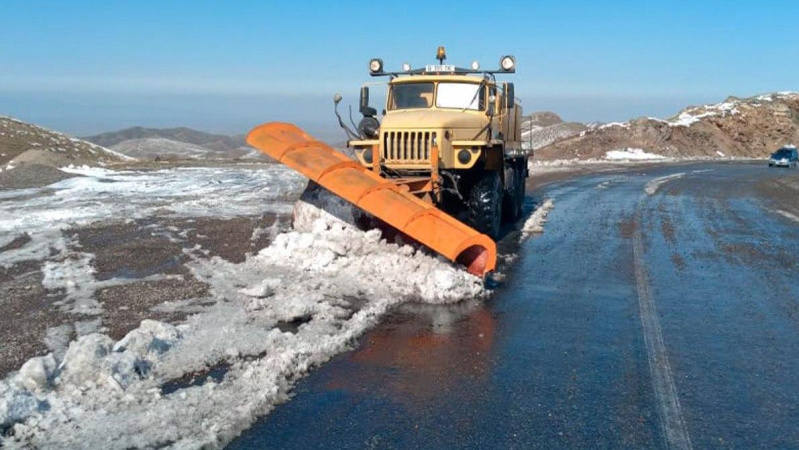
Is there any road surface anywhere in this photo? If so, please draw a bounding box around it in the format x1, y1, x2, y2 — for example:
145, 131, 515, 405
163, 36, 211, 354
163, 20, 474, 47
230, 162, 799, 449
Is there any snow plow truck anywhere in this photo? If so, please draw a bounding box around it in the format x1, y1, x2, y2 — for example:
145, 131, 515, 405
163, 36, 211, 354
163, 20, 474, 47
247, 47, 529, 277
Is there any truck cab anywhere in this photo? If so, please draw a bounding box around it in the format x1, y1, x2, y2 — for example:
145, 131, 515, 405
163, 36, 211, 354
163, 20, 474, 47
335, 48, 530, 238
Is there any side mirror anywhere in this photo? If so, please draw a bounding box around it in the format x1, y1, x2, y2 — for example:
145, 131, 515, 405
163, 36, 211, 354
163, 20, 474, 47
359, 86, 377, 117
505, 83, 515, 109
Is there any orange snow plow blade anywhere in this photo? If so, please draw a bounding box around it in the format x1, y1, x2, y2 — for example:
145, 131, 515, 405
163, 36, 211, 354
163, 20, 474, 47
247, 122, 496, 277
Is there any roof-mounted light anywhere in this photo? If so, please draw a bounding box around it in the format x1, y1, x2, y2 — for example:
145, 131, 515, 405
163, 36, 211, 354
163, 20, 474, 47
369, 58, 383, 74
402, 62, 411, 72
436, 46, 447, 63
471, 60, 480, 71
500, 55, 516, 72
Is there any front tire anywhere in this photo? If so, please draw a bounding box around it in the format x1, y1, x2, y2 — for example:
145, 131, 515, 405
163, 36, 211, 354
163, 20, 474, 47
468, 171, 503, 239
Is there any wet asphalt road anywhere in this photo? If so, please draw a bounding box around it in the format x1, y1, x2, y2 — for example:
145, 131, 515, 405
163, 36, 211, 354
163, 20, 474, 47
230, 162, 799, 449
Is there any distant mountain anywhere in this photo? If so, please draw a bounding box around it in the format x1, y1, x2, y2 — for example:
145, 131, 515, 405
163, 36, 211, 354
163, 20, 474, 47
536, 92, 799, 161
83, 127, 269, 161
84, 127, 245, 152
0, 116, 131, 168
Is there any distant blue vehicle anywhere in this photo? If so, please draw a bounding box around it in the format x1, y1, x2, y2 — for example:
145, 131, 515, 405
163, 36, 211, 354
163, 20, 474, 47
768, 146, 798, 168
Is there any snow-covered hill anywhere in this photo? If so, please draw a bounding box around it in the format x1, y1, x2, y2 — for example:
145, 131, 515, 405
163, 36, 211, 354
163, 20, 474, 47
521, 112, 588, 151
536, 92, 799, 161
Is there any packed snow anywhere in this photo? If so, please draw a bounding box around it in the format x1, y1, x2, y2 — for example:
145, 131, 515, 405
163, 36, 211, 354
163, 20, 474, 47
0, 176, 486, 448
645, 173, 686, 195
605, 148, 666, 161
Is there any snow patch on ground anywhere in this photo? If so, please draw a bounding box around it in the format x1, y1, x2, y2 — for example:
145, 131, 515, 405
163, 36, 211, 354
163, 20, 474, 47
774, 209, 799, 224
521, 199, 554, 238
0, 166, 306, 268
0, 186, 485, 449
668, 101, 740, 127
605, 148, 666, 161
645, 173, 686, 195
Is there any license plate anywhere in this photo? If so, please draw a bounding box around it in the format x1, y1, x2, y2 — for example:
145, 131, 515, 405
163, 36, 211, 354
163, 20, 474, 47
425, 64, 455, 72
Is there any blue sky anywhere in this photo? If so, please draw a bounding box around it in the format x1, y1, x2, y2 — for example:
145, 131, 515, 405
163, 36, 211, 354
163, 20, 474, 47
1, 0, 797, 140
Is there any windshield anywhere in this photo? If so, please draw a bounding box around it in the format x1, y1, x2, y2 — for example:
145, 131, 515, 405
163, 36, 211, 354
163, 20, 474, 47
436, 83, 484, 110
388, 82, 485, 111
773, 150, 792, 158
389, 83, 434, 109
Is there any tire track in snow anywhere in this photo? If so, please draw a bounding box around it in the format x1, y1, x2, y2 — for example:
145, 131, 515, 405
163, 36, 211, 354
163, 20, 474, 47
632, 225, 693, 450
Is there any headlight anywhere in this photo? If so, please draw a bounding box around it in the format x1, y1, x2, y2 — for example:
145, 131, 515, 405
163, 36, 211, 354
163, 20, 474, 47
369, 58, 383, 74
500, 55, 516, 72
471, 60, 480, 70
402, 62, 411, 72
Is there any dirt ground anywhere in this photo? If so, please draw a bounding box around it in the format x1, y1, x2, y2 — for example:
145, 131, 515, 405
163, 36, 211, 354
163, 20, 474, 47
0, 213, 292, 378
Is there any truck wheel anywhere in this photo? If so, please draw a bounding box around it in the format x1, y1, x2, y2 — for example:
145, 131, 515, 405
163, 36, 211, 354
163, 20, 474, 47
469, 171, 503, 239
503, 164, 520, 221
514, 161, 526, 216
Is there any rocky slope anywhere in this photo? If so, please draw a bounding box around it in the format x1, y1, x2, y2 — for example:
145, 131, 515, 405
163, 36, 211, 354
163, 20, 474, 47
536, 92, 799, 161
0, 116, 130, 168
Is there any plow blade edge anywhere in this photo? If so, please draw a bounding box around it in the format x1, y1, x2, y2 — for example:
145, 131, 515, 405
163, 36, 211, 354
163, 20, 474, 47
247, 122, 496, 277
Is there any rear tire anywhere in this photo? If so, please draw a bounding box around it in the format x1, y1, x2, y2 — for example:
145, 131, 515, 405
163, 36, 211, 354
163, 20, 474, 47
514, 160, 526, 216
469, 171, 503, 239
502, 159, 525, 221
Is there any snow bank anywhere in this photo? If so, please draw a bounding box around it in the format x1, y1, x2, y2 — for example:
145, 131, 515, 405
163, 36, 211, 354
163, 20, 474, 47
605, 148, 666, 161
1, 186, 485, 449
521, 199, 554, 238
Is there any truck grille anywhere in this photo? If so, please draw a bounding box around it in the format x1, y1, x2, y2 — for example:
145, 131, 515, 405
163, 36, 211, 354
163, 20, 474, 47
382, 131, 436, 164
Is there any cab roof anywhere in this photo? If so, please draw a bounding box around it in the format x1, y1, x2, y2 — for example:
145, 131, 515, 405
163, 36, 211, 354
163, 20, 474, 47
390, 74, 487, 84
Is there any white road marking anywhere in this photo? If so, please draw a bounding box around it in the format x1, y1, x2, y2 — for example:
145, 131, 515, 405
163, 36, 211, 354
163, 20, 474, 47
633, 227, 693, 450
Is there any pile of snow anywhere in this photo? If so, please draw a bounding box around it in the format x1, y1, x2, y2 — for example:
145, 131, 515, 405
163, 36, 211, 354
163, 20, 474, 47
521, 199, 554, 238
0, 186, 485, 448
605, 148, 666, 161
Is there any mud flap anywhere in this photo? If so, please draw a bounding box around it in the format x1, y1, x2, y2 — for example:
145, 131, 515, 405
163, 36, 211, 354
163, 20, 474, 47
247, 122, 497, 277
